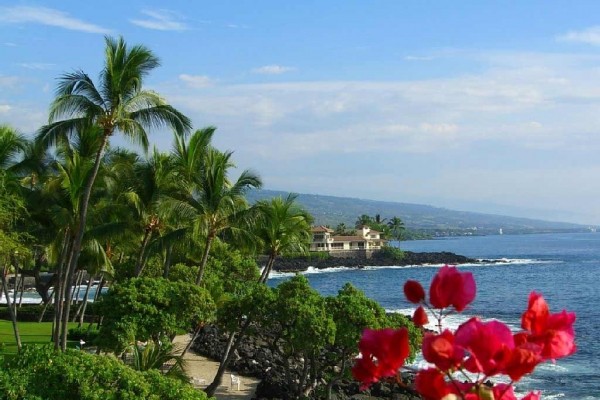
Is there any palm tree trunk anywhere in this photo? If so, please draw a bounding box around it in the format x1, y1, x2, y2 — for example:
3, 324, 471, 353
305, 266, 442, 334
180, 322, 203, 358
162, 245, 173, 278
134, 228, 153, 277
60, 133, 109, 351
54, 232, 73, 348
93, 274, 104, 302
205, 318, 252, 397
259, 253, 276, 284
38, 299, 51, 323
72, 270, 83, 305
75, 274, 94, 325
1, 266, 21, 350
195, 234, 214, 285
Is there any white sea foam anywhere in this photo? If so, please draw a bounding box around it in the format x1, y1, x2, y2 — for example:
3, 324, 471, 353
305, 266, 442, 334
268, 258, 555, 280
268, 266, 353, 279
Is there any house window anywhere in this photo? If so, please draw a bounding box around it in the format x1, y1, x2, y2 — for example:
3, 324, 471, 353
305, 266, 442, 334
313, 234, 324, 240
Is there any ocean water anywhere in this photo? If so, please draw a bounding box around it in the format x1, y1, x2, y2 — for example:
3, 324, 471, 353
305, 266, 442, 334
269, 232, 599, 399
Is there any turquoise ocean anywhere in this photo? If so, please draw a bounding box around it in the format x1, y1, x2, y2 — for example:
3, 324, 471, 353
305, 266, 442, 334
270, 232, 599, 399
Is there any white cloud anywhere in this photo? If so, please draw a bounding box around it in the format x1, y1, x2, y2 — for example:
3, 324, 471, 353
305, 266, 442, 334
557, 26, 600, 45
0, 104, 11, 113
3, 42, 17, 47
18, 63, 56, 70
130, 9, 188, 31
0, 6, 110, 34
0, 75, 21, 89
178, 74, 213, 88
404, 55, 435, 61
252, 65, 295, 75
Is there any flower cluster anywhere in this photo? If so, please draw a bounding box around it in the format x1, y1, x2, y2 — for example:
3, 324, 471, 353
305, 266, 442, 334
352, 265, 576, 400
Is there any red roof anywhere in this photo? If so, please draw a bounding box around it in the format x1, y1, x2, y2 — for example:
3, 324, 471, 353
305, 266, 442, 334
312, 226, 333, 233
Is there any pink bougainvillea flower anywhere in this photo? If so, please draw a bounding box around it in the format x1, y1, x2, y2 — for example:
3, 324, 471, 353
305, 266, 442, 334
351, 356, 380, 390
503, 342, 542, 381
429, 265, 476, 312
521, 292, 576, 360
454, 317, 514, 376
491, 383, 518, 400
521, 391, 541, 400
351, 328, 410, 388
404, 280, 426, 303
422, 330, 464, 371
413, 305, 429, 327
415, 368, 453, 400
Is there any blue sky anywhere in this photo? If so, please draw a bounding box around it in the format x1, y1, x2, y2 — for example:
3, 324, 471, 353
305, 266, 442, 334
2, 1, 600, 224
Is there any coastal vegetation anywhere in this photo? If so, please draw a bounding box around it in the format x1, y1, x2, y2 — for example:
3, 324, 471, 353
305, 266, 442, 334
0, 36, 423, 399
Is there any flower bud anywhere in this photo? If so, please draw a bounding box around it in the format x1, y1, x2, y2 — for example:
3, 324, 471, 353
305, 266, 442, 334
404, 280, 425, 303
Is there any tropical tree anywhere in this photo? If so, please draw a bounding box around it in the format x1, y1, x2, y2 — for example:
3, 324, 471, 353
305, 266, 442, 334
37, 36, 191, 350
254, 194, 313, 283
355, 214, 373, 228
168, 133, 261, 284
387, 216, 406, 241
124, 149, 180, 277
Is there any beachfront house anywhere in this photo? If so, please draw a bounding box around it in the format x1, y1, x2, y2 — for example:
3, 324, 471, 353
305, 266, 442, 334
309, 225, 386, 253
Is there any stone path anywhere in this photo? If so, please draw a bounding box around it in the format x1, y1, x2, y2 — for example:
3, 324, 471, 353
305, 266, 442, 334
173, 335, 260, 400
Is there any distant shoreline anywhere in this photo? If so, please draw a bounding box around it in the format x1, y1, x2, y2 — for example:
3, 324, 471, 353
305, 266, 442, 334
272, 250, 477, 273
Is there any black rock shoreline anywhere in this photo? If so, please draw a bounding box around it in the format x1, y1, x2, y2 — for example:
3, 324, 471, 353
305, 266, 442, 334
272, 251, 477, 273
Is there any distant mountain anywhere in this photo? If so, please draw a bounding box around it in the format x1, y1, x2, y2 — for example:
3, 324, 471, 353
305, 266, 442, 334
247, 189, 594, 236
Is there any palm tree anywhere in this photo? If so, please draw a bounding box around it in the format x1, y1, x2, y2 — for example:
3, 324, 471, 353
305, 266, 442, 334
254, 194, 313, 283
168, 134, 261, 284
0, 125, 27, 171
355, 214, 373, 228
387, 216, 405, 242
125, 149, 179, 277
37, 36, 191, 350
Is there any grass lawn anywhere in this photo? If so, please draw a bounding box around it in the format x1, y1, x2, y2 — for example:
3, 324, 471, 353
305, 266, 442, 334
0, 319, 78, 355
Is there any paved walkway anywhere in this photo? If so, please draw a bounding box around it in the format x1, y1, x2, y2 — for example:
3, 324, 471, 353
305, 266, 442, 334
173, 335, 260, 400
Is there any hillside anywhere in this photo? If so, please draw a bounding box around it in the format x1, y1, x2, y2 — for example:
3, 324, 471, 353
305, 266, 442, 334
246, 189, 593, 236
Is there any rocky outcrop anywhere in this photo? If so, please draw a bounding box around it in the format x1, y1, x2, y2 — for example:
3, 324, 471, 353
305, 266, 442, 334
272, 251, 475, 272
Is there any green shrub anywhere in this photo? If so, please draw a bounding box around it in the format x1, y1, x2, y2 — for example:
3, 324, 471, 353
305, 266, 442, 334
67, 326, 99, 343
376, 245, 405, 261
0, 345, 210, 400
96, 278, 215, 353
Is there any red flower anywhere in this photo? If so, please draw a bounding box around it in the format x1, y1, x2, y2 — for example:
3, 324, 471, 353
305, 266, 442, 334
404, 280, 426, 303
503, 342, 542, 381
422, 330, 464, 370
415, 368, 452, 400
454, 317, 514, 376
491, 383, 518, 400
412, 306, 429, 327
521, 292, 576, 360
429, 265, 476, 312
352, 328, 410, 389
521, 391, 541, 400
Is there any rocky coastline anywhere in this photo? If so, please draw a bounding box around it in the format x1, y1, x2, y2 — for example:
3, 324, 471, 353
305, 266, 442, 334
272, 250, 476, 272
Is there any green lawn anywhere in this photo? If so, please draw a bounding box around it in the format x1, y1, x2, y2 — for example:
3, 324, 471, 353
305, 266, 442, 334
0, 319, 78, 355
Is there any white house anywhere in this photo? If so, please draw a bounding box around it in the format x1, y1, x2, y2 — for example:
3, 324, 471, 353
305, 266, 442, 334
309, 225, 386, 252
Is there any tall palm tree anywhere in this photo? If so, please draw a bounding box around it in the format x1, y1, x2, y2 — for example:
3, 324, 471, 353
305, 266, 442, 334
387, 216, 405, 242
37, 36, 191, 350
168, 141, 262, 285
254, 194, 313, 283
